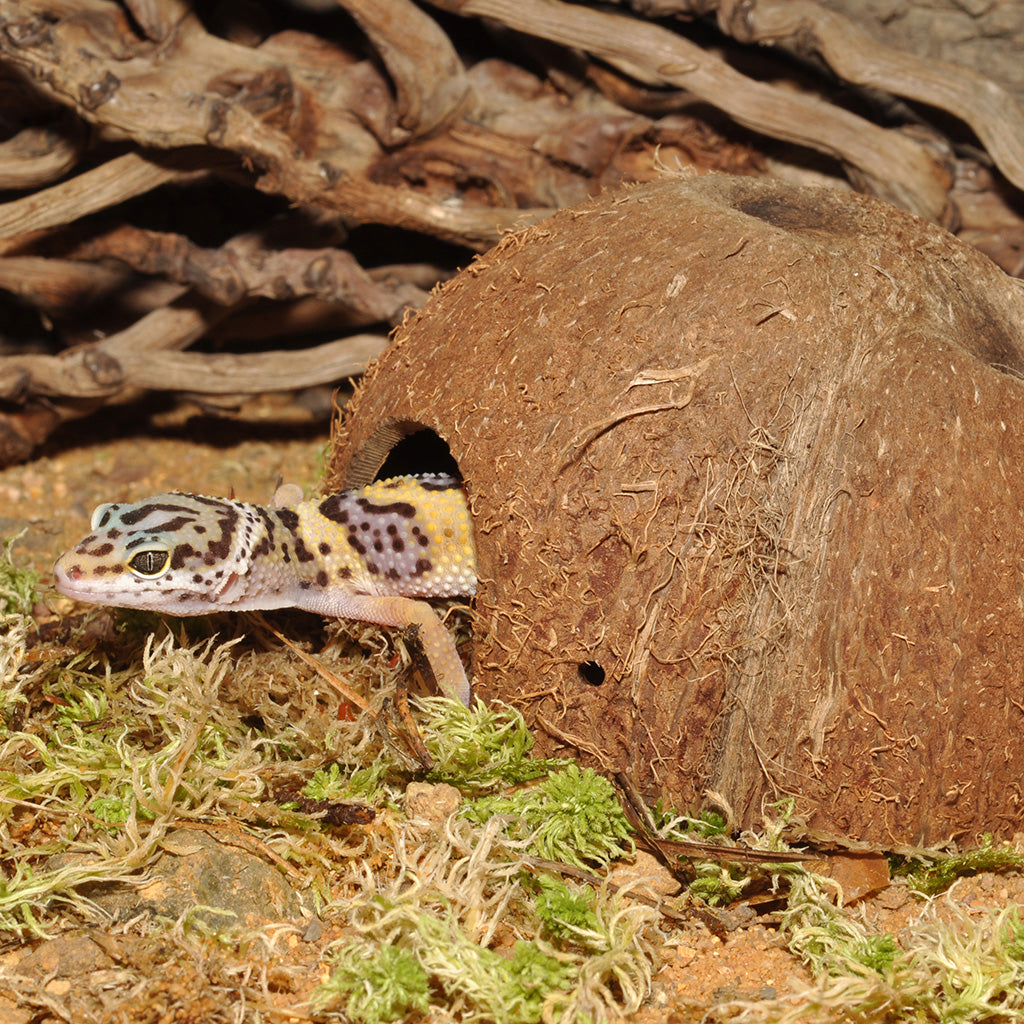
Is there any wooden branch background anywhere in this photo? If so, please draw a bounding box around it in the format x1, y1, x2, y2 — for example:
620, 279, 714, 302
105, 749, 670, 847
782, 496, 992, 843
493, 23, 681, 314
0, 0, 1023, 464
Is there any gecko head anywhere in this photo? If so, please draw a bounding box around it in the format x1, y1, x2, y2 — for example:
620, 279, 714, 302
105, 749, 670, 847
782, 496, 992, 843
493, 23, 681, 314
53, 493, 255, 614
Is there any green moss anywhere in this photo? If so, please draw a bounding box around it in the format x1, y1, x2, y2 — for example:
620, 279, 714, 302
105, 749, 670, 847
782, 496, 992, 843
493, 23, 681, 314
655, 803, 728, 839
854, 932, 900, 974
688, 865, 750, 906
462, 764, 634, 868
498, 941, 580, 1022
906, 836, 1024, 896
0, 533, 39, 616
301, 760, 388, 802
317, 903, 585, 1024
419, 697, 565, 792
998, 906, 1024, 962
532, 875, 600, 944
415, 913, 578, 1024
313, 942, 430, 1024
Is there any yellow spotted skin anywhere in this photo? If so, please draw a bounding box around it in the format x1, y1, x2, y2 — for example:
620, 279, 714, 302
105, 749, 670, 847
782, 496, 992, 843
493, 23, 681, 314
53, 474, 477, 703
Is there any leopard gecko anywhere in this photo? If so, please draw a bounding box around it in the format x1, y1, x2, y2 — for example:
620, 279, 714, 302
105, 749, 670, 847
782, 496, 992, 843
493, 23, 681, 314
52, 474, 477, 704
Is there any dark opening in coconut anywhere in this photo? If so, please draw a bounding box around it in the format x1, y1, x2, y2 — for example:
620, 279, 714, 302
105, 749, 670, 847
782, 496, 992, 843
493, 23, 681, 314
344, 421, 462, 487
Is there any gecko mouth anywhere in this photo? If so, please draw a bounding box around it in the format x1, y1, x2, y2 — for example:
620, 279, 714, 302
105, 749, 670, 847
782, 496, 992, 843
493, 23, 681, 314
52, 557, 156, 607
53, 560, 125, 605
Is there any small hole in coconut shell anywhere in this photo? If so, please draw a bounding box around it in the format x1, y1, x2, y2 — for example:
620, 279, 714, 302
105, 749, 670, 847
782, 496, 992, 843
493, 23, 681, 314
577, 661, 605, 686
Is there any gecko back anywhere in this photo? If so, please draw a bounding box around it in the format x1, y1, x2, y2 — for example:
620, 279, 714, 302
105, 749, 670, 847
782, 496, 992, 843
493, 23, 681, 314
53, 474, 476, 612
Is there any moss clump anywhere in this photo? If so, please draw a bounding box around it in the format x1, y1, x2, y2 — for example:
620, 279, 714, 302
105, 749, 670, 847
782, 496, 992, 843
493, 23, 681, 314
315, 813, 657, 1024
462, 764, 634, 868
0, 534, 39, 616
688, 865, 751, 907
301, 760, 388, 802
905, 836, 1024, 897
532, 875, 600, 945
312, 942, 430, 1024
419, 696, 564, 792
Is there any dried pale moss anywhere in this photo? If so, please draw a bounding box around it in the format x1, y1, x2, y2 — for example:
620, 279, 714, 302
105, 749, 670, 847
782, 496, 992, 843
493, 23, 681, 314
308, 702, 653, 1020
0, 618, 332, 938
9, 543, 1024, 1024
315, 816, 659, 1024
0, 596, 662, 1018
710, 870, 1024, 1024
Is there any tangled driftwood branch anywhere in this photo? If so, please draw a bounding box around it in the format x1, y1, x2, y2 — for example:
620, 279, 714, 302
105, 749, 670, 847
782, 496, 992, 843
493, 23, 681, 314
661, 0, 1024, 196
428, 0, 952, 221
0, 0, 1022, 463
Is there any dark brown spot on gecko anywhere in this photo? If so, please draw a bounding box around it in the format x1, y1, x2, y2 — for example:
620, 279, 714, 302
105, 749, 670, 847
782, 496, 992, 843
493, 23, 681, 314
356, 497, 417, 518
317, 495, 349, 524
252, 536, 272, 559
275, 508, 300, 533
205, 512, 239, 561
347, 536, 367, 555
151, 517, 193, 534
171, 543, 200, 570
385, 568, 401, 580
299, 580, 311, 590
107, 529, 122, 539
338, 566, 352, 579
257, 508, 277, 543
318, 542, 331, 555
414, 558, 432, 575
418, 477, 459, 491
192, 574, 204, 583
316, 570, 329, 586
293, 538, 315, 562
391, 538, 405, 552
120, 502, 198, 526
373, 540, 384, 553
88, 543, 114, 557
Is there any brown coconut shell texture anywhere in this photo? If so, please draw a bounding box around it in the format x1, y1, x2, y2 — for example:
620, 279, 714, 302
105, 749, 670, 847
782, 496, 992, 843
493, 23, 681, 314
327, 173, 1024, 846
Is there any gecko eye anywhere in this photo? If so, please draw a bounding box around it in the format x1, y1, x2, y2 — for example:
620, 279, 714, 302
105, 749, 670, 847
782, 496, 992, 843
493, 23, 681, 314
128, 550, 170, 577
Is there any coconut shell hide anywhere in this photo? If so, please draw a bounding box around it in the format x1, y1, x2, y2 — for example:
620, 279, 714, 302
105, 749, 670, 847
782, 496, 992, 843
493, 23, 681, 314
327, 174, 1024, 845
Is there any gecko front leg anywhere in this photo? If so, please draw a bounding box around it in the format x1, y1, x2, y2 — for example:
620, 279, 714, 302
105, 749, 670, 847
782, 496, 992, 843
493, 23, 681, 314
318, 591, 470, 704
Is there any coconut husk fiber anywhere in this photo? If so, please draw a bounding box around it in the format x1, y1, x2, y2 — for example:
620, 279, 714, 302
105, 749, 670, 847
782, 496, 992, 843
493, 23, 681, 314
327, 173, 1024, 846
